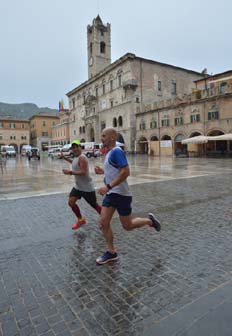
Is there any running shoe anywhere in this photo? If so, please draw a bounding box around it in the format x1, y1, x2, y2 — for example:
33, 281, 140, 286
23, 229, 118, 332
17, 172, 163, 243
148, 213, 161, 232
96, 251, 118, 265
72, 217, 86, 230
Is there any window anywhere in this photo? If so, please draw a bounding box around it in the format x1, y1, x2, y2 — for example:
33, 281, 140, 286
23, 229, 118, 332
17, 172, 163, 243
9, 123, 16, 128
208, 111, 219, 120
110, 100, 114, 108
42, 121, 46, 127
101, 121, 106, 131
190, 114, 200, 123
158, 80, 162, 92
110, 79, 113, 91
95, 87, 98, 97
161, 119, 169, 127
171, 80, 177, 95
102, 83, 106, 95
150, 120, 157, 129
113, 118, 117, 127
0, 122, 3, 128
0, 135, 2, 140
118, 116, 123, 127
220, 82, 227, 94
90, 42, 92, 54
72, 98, 75, 109
21, 124, 25, 129
174, 117, 183, 126
118, 74, 122, 87
42, 132, 48, 136
100, 41, 106, 53
139, 120, 146, 130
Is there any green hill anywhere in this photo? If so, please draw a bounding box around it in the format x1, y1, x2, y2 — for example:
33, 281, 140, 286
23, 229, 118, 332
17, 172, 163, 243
0, 102, 59, 120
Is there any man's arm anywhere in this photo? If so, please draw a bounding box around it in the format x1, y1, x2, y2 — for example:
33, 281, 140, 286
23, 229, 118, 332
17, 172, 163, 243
63, 156, 88, 176
60, 151, 73, 163
98, 165, 130, 196
95, 165, 104, 174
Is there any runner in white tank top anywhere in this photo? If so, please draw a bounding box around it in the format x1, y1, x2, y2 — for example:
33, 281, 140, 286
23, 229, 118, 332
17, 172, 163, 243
62, 140, 101, 230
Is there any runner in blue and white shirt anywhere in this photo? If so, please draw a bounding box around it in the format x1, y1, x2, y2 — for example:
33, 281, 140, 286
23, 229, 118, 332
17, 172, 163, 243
95, 127, 161, 265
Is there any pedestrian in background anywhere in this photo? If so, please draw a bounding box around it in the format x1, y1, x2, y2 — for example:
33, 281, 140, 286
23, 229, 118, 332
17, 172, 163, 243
95, 127, 161, 265
62, 140, 101, 230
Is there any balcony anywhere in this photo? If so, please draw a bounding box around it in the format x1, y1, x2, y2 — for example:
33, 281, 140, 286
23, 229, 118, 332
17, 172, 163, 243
123, 79, 138, 90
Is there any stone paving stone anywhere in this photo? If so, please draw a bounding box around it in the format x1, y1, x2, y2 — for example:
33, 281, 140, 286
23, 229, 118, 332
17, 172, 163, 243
0, 172, 232, 335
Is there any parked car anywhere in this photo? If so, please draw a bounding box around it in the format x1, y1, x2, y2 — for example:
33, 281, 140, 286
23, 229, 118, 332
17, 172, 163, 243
50, 148, 63, 159
48, 146, 63, 157
80, 142, 102, 158
28, 147, 40, 160
1, 145, 16, 158
21, 145, 32, 156
61, 144, 73, 158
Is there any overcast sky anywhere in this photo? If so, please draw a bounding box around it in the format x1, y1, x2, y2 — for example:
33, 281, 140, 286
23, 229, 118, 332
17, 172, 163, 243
1, 0, 231, 109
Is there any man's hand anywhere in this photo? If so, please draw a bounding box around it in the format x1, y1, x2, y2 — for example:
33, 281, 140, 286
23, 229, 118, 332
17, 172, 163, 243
95, 166, 104, 174
98, 186, 108, 196
62, 169, 71, 175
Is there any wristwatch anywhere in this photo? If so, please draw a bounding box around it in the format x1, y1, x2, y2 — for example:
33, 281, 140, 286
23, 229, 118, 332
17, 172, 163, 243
106, 184, 112, 190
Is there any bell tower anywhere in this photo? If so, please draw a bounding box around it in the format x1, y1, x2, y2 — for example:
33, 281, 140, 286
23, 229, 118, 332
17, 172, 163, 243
87, 15, 111, 79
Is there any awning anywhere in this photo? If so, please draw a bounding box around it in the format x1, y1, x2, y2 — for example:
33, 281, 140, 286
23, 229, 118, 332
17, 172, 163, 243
182, 136, 208, 144
182, 133, 232, 144
209, 133, 232, 141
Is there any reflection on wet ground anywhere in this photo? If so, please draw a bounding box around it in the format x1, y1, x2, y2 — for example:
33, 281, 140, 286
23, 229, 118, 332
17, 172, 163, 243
0, 153, 232, 200
1, 155, 232, 335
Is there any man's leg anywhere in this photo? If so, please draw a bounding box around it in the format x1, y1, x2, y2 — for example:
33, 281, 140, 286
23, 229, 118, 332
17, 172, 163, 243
96, 206, 118, 265
68, 196, 82, 218
99, 206, 115, 252
68, 196, 86, 229
119, 214, 161, 232
119, 214, 151, 231
83, 191, 102, 214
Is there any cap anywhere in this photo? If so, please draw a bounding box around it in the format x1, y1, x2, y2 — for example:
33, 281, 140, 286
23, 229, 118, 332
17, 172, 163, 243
71, 140, 81, 147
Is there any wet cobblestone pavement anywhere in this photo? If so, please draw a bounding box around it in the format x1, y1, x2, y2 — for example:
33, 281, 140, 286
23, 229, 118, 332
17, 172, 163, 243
0, 158, 232, 335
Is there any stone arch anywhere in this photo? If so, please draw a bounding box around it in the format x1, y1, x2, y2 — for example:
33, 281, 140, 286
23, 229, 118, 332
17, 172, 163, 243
138, 136, 148, 154
190, 131, 202, 137
161, 135, 171, 140
80, 138, 85, 143
150, 135, 159, 141
207, 129, 226, 153
207, 129, 224, 136
174, 134, 187, 156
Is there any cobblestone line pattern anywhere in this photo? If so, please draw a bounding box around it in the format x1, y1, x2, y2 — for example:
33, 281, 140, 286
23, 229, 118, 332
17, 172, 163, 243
0, 173, 232, 335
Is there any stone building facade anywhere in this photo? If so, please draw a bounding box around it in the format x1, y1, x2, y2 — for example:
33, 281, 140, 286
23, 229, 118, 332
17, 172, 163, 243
51, 109, 71, 146
0, 118, 30, 153
136, 70, 232, 155
29, 114, 59, 150
66, 16, 204, 152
